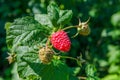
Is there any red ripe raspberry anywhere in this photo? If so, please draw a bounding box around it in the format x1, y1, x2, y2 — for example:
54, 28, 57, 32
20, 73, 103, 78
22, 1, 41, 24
50, 30, 71, 52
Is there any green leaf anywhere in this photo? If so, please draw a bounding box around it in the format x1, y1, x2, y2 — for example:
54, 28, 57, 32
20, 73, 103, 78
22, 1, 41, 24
108, 29, 120, 40
69, 67, 80, 76
5, 22, 13, 49
37, 60, 69, 80
107, 45, 120, 64
15, 46, 70, 80
111, 11, 120, 27
47, 2, 59, 27
0, 77, 3, 80
86, 64, 96, 77
5, 16, 51, 51
5, 22, 12, 31
108, 64, 120, 74
69, 67, 79, 80
85, 64, 99, 80
11, 63, 21, 80
101, 74, 120, 80
34, 14, 53, 27
57, 10, 73, 26
15, 46, 40, 78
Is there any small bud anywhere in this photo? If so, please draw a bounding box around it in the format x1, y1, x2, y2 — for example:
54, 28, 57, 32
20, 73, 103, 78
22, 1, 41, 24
78, 18, 91, 36
72, 17, 91, 37
6, 53, 16, 64
6, 55, 13, 64
39, 47, 54, 64
79, 22, 90, 36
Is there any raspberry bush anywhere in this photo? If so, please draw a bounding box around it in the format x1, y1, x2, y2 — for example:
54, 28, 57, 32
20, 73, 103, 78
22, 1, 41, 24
5, 2, 99, 80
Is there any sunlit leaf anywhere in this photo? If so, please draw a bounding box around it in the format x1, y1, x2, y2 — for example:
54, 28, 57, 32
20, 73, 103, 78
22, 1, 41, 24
5, 16, 51, 51
57, 10, 73, 26
47, 2, 59, 27
111, 12, 120, 27
34, 14, 53, 27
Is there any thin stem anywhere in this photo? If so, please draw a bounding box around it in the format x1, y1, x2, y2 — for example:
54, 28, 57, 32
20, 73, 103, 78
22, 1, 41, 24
62, 26, 77, 31
71, 28, 82, 38
59, 55, 78, 61
60, 55, 82, 66
71, 32, 79, 38
78, 76, 87, 80
46, 36, 51, 48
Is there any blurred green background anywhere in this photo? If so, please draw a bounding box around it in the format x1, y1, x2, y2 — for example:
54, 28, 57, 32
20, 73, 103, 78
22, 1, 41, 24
0, 0, 120, 80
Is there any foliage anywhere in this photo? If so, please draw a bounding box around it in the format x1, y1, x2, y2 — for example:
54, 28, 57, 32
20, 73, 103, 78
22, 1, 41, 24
5, 3, 80, 80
